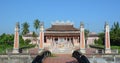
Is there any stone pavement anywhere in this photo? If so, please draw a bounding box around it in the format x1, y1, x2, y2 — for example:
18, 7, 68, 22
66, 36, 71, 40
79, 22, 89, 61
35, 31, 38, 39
43, 54, 78, 63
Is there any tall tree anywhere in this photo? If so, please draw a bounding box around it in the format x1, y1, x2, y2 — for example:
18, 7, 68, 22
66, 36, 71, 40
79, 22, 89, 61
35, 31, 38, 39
85, 29, 89, 38
34, 19, 40, 34
110, 22, 120, 46
32, 31, 38, 46
21, 22, 30, 35
111, 22, 120, 35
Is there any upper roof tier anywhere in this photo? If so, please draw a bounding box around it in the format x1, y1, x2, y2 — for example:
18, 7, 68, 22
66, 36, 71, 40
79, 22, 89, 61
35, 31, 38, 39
46, 25, 79, 31
46, 21, 80, 31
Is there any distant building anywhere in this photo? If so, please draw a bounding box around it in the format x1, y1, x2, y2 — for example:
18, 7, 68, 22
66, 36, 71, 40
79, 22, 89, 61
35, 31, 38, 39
22, 32, 39, 44
86, 32, 99, 47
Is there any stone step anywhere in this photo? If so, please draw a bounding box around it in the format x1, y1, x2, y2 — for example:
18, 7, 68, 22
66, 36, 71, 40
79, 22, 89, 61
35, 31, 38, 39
52, 48, 73, 54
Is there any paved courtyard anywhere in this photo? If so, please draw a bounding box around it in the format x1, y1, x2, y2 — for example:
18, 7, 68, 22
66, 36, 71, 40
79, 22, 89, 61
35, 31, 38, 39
43, 54, 78, 63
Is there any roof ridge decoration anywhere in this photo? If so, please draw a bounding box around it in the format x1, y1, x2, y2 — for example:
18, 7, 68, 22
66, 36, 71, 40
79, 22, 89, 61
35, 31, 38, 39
52, 20, 73, 25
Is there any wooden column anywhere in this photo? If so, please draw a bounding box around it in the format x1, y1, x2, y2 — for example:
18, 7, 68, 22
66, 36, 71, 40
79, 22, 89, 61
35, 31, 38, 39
73, 37, 75, 46
80, 22, 85, 53
39, 22, 44, 53
105, 22, 111, 53
13, 22, 19, 53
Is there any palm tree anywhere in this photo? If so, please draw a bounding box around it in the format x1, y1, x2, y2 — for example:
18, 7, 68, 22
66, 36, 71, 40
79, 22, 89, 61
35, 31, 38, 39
34, 19, 40, 34
33, 19, 40, 48
32, 31, 38, 47
21, 22, 30, 35
85, 29, 89, 38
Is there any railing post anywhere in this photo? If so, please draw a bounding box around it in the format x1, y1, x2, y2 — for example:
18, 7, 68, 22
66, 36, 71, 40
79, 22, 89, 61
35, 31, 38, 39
114, 55, 116, 63
8, 53, 10, 63
27, 49, 29, 53
93, 55, 95, 62
28, 54, 32, 63
102, 50, 104, 53
116, 49, 118, 54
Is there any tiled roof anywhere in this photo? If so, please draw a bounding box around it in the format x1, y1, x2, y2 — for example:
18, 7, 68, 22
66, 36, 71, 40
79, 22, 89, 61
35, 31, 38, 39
45, 33, 80, 37
23, 32, 38, 37
88, 33, 98, 37
46, 25, 79, 31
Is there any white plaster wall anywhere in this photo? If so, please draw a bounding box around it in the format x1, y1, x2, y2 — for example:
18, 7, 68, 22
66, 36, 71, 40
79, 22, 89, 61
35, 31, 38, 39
87, 37, 99, 45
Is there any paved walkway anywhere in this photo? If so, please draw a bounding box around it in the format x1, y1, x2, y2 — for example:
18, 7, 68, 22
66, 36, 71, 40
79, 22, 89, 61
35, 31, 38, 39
43, 54, 78, 63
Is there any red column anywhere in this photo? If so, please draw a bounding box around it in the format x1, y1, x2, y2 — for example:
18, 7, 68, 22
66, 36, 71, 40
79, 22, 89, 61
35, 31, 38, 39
39, 23, 44, 53
39, 32, 44, 49
105, 23, 111, 53
80, 23, 85, 53
13, 22, 19, 53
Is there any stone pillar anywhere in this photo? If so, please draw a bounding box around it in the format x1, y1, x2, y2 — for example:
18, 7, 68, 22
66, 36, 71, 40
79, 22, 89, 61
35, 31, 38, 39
13, 22, 19, 53
80, 22, 85, 53
105, 22, 111, 53
73, 37, 76, 46
39, 22, 44, 53
74, 37, 78, 46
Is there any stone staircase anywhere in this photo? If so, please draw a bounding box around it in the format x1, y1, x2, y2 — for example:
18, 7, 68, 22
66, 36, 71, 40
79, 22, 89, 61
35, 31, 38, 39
52, 48, 74, 54
51, 41, 74, 54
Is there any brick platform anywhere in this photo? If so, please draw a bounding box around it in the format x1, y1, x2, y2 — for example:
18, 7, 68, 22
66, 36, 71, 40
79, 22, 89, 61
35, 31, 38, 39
43, 54, 78, 63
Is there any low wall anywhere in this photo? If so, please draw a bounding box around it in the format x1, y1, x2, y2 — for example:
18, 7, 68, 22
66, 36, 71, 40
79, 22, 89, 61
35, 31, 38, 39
0, 53, 37, 63
0, 53, 120, 63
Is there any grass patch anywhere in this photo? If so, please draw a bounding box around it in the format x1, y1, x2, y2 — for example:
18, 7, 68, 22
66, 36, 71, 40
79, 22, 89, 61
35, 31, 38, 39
111, 46, 120, 53
20, 44, 36, 50
91, 44, 120, 53
89, 44, 104, 49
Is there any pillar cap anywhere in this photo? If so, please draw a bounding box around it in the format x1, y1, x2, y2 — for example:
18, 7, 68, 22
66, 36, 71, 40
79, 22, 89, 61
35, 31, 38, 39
16, 22, 20, 29
105, 22, 109, 27
80, 22, 84, 28
40, 22, 44, 27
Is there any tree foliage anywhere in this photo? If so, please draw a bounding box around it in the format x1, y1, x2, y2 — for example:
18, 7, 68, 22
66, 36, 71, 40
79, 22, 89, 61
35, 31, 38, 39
34, 19, 40, 34
21, 22, 30, 35
0, 33, 34, 53
110, 22, 120, 46
32, 31, 38, 39
94, 38, 103, 45
85, 29, 89, 38
0, 33, 14, 53
0, 33, 14, 44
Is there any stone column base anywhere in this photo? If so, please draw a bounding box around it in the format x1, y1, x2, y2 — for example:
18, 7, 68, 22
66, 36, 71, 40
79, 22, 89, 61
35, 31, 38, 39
80, 49, 85, 53
49, 49, 53, 53
105, 49, 111, 53
12, 49, 19, 53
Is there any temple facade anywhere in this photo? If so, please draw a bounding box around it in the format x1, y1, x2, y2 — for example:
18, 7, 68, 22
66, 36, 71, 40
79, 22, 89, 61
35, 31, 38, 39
13, 21, 112, 54
22, 21, 99, 53
44, 22, 80, 53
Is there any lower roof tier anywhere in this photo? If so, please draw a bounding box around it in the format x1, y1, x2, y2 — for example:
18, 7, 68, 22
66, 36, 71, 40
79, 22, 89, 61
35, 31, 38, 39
44, 33, 80, 37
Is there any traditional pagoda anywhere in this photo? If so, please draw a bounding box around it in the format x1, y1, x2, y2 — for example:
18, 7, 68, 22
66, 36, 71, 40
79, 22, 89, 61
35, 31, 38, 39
42, 21, 84, 53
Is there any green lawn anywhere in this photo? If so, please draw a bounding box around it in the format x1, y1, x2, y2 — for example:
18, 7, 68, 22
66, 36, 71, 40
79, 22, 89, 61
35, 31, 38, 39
90, 44, 120, 53
111, 46, 120, 53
